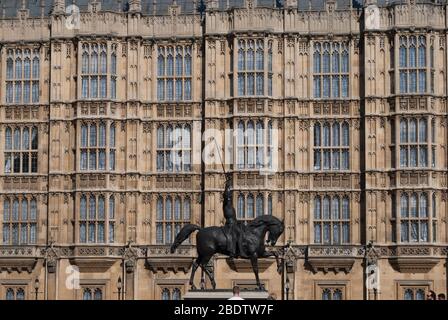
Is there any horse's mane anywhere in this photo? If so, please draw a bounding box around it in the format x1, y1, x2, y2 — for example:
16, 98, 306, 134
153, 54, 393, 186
246, 215, 282, 230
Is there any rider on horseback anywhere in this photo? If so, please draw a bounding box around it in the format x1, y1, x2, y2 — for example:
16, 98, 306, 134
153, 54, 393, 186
223, 173, 239, 259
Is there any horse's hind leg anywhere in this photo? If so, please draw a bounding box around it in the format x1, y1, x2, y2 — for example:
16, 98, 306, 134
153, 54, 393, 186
199, 255, 216, 290
189, 258, 200, 290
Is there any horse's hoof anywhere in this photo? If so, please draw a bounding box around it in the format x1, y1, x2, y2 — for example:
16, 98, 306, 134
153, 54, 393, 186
191, 285, 196, 290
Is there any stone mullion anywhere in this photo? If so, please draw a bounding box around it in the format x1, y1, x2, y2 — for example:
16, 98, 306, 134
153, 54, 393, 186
426, 33, 431, 95
394, 34, 399, 95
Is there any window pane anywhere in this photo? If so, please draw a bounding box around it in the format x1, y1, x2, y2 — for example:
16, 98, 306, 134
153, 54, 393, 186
237, 195, 244, 219
401, 222, 409, 242
419, 146, 427, 167
410, 222, 418, 242
165, 197, 172, 220
410, 194, 417, 217
323, 197, 330, 219
247, 195, 254, 218
183, 198, 191, 221
314, 124, 321, 147
314, 223, 321, 243
400, 194, 409, 218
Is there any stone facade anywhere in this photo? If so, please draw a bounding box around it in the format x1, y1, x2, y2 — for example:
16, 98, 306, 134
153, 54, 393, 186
0, 0, 447, 300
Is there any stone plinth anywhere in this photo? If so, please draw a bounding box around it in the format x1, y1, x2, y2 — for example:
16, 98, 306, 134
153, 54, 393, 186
183, 289, 270, 300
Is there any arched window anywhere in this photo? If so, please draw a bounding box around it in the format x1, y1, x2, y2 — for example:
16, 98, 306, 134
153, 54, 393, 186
172, 288, 181, 300
314, 195, 350, 245
247, 194, 254, 219
6, 288, 15, 300
15, 56, 22, 79
156, 196, 192, 245
416, 289, 425, 300
174, 197, 181, 220
3, 197, 38, 245
7, 57, 14, 79
237, 195, 245, 219
109, 196, 115, 243
399, 192, 431, 243
237, 122, 245, 169
322, 289, 331, 300
256, 194, 264, 217
267, 194, 273, 215
24, 58, 31, 79
404, 289, 413, 300
100, 50, 107, 74
97, 196, 105, 243
80, 123, 115, 171
82, 48, 89, 74
399, 35, 428, 93
183, 197, 191, 221
400, 118, 428, 168
83, 288, 92, 300
94, 289, 102, 300
314, 41, 349, 98
162, 288, 170, 300
237, 39, 270, 96
79, 194, 114, 244
81, 43, 116, 99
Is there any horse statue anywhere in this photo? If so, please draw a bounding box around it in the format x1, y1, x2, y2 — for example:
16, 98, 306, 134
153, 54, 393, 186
170, 215, 285, 290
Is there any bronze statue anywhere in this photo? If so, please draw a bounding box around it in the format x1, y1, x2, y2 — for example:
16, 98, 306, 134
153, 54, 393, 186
171, 174, 284, 290
222, 173, 239, 259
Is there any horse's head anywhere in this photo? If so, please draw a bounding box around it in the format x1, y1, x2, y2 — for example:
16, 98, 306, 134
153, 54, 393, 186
266, 217, 285, 246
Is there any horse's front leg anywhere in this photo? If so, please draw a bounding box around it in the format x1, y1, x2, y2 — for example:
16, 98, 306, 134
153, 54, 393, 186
261, 250, 282, 274
250, 256, 263, 290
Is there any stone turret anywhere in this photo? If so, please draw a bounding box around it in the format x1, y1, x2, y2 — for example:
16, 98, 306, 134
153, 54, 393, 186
53, 0, 65, 14
88, 0, 101, 13
129, 0, 142, 13
285, 0, 298, 8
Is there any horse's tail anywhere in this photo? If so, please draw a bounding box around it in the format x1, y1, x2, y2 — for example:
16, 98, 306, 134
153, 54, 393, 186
170, 224, 201, 253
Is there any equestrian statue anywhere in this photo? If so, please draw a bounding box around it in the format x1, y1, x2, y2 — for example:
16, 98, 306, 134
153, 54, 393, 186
170, 173, 285, 290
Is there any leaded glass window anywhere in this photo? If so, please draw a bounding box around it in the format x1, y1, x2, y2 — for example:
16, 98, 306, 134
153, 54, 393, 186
156, 196, 191, 244
313, 42, 349, 98
5, 48, 40, 103
314, 195, 350, 244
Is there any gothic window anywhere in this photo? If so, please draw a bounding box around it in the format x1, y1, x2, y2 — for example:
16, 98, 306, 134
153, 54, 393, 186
160, 287, 182, 300
5, 48, 40, 104
4, 126, 38, 174
237, 39, 272, 97
398, 35, 431, 94
402, 287, 426, 300
79, 195, 115, 243
313, 42, 349, 98
156, 124, 191, 172
156, 196, 191, 244
81, 43, 117, 99
236, 120, 273, 170
5, 288, 25, 300
237, 193, 270, 220
157, 45, 192, 101
82, 287, 103, 300
80, 122, 116, 171
321, 287, 343, 300
398, 192, 435, 243
3, 197, 37, 245
313, 122, 349, 170
399, 118, 434, 168
314, 195, 350, 244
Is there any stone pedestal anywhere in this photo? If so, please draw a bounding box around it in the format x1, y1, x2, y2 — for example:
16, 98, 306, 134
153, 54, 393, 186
183, 289, 270, 300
